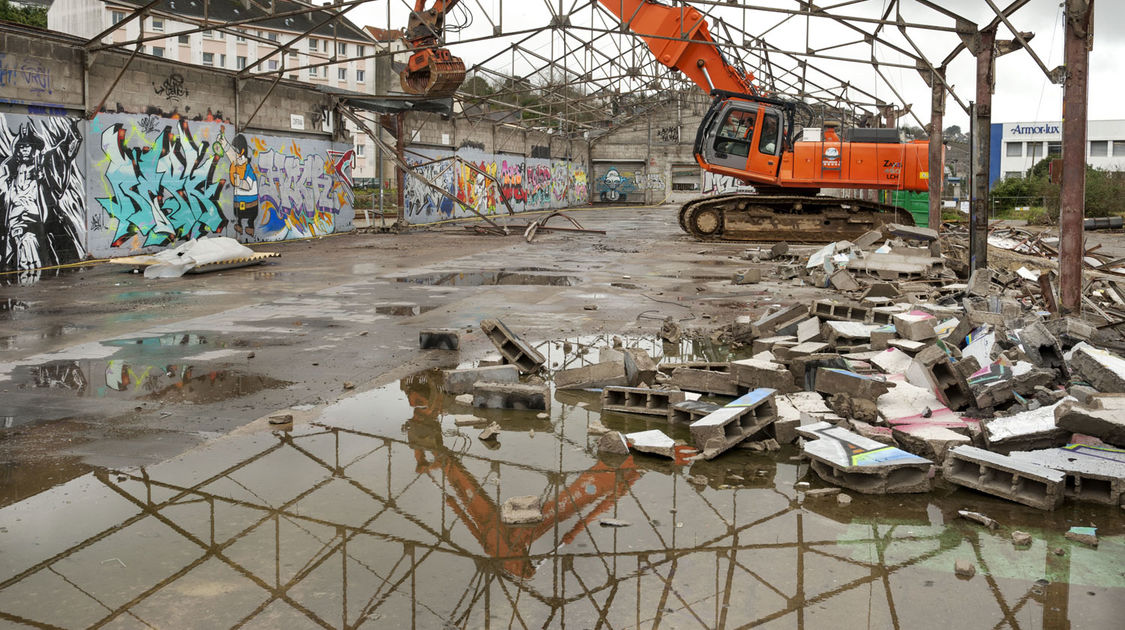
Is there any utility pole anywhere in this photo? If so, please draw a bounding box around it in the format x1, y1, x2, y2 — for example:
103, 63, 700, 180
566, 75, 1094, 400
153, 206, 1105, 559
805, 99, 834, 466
1059, 0, 1094, 314
970, 27, 997, 273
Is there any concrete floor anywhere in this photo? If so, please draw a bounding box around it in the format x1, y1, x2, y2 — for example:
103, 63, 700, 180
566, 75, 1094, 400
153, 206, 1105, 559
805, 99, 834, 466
0, 206, 1122, 628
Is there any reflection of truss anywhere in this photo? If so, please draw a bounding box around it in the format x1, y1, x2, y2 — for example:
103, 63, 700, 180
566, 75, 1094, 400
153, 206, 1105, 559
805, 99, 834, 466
0, 414, 1081, 628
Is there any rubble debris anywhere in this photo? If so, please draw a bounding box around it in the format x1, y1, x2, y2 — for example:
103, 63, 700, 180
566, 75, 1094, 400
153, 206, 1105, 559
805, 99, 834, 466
733, 268, 762, 284
669, 363, 740, 395
419, 328, 461, 350
984, 399, 1073, 453
943, 445, 1065, 510
1065, 343, 1125, 392
752, 304, 806, 337
601, 386, 686, 417
500, 496, 543, 525
587, 420, 611, 436
554, 360, 627, 390
598, 431, 631, 456
478, 422, 501, 441
814, 367, 891, 401
797, 421, 933, 494
670, 400, 721, 424
452, 414, 488, 426
1054, 398, 1125, 447
689, 388, 778, 460
892, 311, 938, 342
454, 393, 474, 405
480, 319, 546, 373
893, 423, 972, 460
907, 345, 974, 410
954, 559, 976, 579
731, 357, 797, 393
836, 493, 853, 506
623, 348, 658, 386
660, 317, 682, 343
1009, 443, 1125, 505
1064, 526, 1098, 546
829, 269, 860, 291
802, 487, 841, 498
625, 430, 677, 458
472, 382, 549, 410
957, 510, 999, 530
268, 414, 293, 426
1011, 531, 1033, 546
443, 365, 520, 394
599, 518, 631, 527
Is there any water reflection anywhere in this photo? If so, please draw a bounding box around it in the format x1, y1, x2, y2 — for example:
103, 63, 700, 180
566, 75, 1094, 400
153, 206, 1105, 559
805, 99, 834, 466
0, 373, 1120, 628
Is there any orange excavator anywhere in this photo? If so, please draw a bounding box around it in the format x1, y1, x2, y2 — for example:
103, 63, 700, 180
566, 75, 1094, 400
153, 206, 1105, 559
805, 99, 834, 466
400, 0, 931, 241
399, 0, 468, 97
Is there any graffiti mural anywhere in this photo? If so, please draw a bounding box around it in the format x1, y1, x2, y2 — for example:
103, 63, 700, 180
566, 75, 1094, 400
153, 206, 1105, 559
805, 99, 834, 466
593, 165, 641, 203
402, 148, 588, 225
0, 114, 86, 272
86, 113, 353, 255
702, 171, 749, 195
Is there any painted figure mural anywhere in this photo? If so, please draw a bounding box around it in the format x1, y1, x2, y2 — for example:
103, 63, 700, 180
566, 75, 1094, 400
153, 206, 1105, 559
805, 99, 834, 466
217, 131, 259, 237
0, 116, 85, 271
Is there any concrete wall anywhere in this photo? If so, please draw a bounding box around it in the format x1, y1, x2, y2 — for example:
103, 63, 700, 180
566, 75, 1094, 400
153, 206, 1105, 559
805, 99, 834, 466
0, 27, 354, 272
401, 146, 588, 224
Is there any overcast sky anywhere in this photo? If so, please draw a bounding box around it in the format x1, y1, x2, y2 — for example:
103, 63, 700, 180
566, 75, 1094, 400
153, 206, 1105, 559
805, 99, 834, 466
352, 0, 1123, 129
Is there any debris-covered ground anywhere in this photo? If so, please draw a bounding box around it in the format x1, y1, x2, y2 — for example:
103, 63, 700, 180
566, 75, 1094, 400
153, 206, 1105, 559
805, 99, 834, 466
0, 207, 1122, 628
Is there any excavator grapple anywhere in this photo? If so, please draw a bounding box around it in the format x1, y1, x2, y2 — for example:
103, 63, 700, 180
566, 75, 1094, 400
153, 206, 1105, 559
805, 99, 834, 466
398, 0, 467, 99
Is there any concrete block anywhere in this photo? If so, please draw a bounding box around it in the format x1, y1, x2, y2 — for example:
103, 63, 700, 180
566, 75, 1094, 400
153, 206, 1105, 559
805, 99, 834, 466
823, 321, 880, 347
670, 365, 740, 395
1009, 443, 1125, 505
830, 269, 861, 291
886, 223, 939, 242
623, 348, 658, 386
733, 268, 762, 284
984, 398, 1073, 453
1055, 398, 1125, 447
443, 365, 519, 395
968, 360, 1056, 408
752, 304, 807, 337
500, 496, 543, 524
811, 300, 872, 323
554, 361, 627, 390
892, 311, 938, 342
797, 317, 823, 343
478, 354, 505, 366
849, 420, 896, 444
887, 338, 928, 353
814, 367, 891, 401
1044, 317, 1096, 348
751, 335, 797, 355
1017, 321, 1066, 373
786, 341, 831, 357
854, 230, 883, 249
847, 252, 935, 277
1065, 527, 1098, 546
911, 345, 974, 410
870, 325, 896, 351
601, 386, 686, 417
797, 421, 933, 493
625, 429, 676, 458
892, 424, 972, 460
943, 445, 1066, 510
1066, 342, 1125, 392
689, 388, 778, 459
598, 431, 630, 456
420, 328, 460, 350
480, 318, 545, 373
472, 382, 549, 410
967, 268, 995, 297
871, 348, 913, 375
670, 400, 721, 424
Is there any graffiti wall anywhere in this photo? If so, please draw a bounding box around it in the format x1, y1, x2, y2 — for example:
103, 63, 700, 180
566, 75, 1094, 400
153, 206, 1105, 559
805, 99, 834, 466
86, 113, 353, 255
592, 162, 645, 204
0, 113, 87, 273
402, 147, 588, 224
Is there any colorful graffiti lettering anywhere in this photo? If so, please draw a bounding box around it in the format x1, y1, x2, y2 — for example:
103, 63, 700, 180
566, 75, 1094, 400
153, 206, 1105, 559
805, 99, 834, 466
0, 114, 86, 271
256, 150, 349, 240
95, 119, 225, 247
403, 156, 457, 219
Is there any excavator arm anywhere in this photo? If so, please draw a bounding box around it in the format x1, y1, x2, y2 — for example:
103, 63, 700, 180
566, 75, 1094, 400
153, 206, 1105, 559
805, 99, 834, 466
399, 0, 468, 98
596, 1, 756, 97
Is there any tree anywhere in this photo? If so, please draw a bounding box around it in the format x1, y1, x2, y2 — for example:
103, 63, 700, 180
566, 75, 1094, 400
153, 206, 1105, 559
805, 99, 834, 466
0, 0, 47, 27
991, 156, 1125, 219
943, 125, 967, 143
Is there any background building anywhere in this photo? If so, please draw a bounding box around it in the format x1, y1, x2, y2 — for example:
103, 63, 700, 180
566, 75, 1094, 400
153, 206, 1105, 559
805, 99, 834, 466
990, 119, 1125, 187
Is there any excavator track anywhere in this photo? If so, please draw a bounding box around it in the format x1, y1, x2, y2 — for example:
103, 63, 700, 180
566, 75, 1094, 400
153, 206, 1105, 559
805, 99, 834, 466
678, 194, 917, 243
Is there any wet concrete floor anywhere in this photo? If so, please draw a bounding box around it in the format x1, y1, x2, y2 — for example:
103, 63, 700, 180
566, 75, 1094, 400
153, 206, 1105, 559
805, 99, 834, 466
0, 207, 1122, 628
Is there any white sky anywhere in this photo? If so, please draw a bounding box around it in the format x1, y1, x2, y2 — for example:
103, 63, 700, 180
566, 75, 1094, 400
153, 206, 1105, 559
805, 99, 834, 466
350, 0, 1124, 129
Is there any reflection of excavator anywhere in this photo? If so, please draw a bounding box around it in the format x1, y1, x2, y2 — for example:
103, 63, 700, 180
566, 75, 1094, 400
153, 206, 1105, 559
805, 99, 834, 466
401, 372, 641, 578
398, 1, 467, 98
404, 0, 930, 241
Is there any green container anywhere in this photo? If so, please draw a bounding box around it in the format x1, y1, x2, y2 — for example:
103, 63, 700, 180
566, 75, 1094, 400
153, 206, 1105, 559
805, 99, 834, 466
890, 191, 930, 228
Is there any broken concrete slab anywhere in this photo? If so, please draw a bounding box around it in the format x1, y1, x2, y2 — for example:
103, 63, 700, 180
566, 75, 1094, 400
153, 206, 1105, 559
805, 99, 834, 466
500, 496, 543, 525
811, 300, 873, 323
752, 304, 807, 338
984, 398, 1073, 453
823, 321, 880, 347
623, 348, 658, 386
731, 357, 796, 393
892, 424, 972, 460
733, 268, 762, 284
625, 429, 677, 458
480, 319, 546, 373
814, 367, 891, 401
554, 361, 627, 390
796, 421, 933, 494
478, 422, 501, 441
751, 335, 798, 355
871, 348, 913, 375
601, 386, 686, 417
854, 230, 884, 250
967, 269, 995, 297
1066, 342, 1125, 392
785, 341, 831, 357
598, 431, 630, 456
892, 311, 938, 342
870, 324, 896, 351
830, 269, 861, 291
886, 223, 939, 242
670, 400, 722, 424
907, 345, 974, 411
797, 317, 823, 343
1054, 398, 1125, 447
419, 328, 461, 350
1064, 526, 1098, 546
452, 414, 489, 427
472, 382, 550, 410
443, 365, 520, 395
875, 382, 944, 422
887, 338, 928, 354
943, 445, 1066, 510
669, 365, 740, 396
846, 252, 936, 277
1017, 321, 1066, 374
689, 388, 778, 459
1009, 443, 1125, 505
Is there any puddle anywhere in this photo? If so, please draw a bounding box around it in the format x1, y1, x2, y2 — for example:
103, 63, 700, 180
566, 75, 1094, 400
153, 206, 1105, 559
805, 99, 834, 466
395, 271, 580, 287
1, 363, 1121, 627
104, 333, 209, 348
374, 304, 438, 316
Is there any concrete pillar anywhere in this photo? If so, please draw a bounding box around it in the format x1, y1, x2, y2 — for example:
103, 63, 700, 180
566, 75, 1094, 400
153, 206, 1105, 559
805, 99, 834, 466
970, 28, 997, 273
928, 67, 946, 231
1059, 0, 1094, 314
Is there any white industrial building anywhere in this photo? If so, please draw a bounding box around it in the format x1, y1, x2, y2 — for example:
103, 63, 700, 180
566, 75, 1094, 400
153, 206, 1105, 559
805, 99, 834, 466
990, 119, 1125, 186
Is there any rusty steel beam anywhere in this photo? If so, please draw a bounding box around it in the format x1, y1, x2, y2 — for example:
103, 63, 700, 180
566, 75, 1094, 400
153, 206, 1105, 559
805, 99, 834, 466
970, 27, 997, 273
928, 66, 946, 231
1059, 0, 1095, 314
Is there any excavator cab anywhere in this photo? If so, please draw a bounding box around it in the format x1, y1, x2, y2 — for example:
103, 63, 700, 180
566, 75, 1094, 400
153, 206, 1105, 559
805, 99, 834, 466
695, 96, 787, 182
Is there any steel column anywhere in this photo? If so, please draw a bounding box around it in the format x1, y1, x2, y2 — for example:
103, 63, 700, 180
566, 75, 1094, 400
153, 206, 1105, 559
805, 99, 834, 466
970, 28, 997, 272
1059, 0, 1094, 314
928, 67, 946, 231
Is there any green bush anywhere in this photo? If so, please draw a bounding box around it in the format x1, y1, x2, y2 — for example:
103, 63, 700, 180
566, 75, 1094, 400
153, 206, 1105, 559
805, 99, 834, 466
991, 158, 1125, 220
